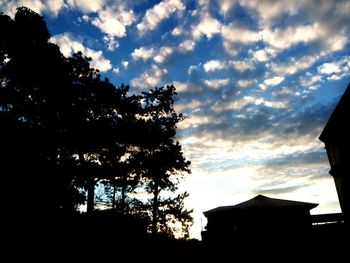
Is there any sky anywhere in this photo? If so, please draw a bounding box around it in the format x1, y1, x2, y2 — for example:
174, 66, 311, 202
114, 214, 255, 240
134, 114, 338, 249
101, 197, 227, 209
1, 0, 349, 239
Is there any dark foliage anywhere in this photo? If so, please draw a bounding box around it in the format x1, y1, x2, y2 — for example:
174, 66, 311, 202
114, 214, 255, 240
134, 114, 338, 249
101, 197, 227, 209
0, 6, 192, 243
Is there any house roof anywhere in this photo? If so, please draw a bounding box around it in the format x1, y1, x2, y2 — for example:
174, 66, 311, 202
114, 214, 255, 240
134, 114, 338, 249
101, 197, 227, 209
319, 82, 350, 144
203, 194, 318, 217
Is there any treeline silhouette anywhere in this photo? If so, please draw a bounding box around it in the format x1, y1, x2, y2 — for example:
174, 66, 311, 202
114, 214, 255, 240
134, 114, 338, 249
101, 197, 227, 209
0, 7, 194, 252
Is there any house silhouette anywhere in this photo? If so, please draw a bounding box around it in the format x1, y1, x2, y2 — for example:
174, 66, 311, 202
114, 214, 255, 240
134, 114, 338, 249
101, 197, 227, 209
319, 81, 350, 224
201, 194, 318, 242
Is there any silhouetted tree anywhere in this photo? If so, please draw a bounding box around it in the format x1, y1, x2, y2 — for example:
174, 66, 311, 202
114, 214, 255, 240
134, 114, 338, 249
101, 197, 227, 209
1, 8, 193, 241
0, 7, 78, 216
136, 85, 192, 236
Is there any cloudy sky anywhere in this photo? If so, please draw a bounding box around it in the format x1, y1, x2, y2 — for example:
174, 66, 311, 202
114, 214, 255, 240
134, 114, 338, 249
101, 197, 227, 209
1, 0, 349, 239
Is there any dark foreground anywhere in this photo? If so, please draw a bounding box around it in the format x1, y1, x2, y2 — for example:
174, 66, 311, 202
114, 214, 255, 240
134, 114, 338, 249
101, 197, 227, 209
5, 218, 348, 261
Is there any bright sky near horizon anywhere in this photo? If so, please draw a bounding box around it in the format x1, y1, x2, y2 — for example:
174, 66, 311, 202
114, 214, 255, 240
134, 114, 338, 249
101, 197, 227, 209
1, 0, 349, 239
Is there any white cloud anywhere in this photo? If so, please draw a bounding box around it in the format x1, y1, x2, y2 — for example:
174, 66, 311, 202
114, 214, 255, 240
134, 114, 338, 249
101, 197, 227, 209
131, 64, 166, 89
192, 13, 222, 40
317, 62, 341, 75
1, 0, 64, 16
203, 59, 254, 73
231, 60, 254, 72
103, 36, 119, 51
254, 98, 289, 109
218, 0, 237, 16
122, 60, 129, 69
317, 56, 350, 81
213, 95, 256, 112
188, 64, 200, 74
203, 60, 225, 72
154, 46, 173, 63
67, 0, 106, 13
131, 47, 155, 61
81, 14, 90, 21
50, 33, 112, 72
46, 0, 65, 15
172, 81, 190, 93
272, 87, 292, 97
260, 21, 347, 55
237, 79, 256, 88
299, 72, 322, 87
179, 40, 195, 52
221, 23, 260, 55
259, 76, 284, 90
240, 0, 298, 28
172, 27, 183, 36
91, 4, 135, 50
136, 0, 185, 34
221, 23, 260, 44
249, 48, 277, 62
261, 23, 323, 50
204, 78, 230, 89
91, 4, 135, 37
270, 55, 319, 76
324, 35, 347, 53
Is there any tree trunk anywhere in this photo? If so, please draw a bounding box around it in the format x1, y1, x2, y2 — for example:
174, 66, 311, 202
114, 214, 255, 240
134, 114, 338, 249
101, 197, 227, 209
152, 182, 159, 236
121, 176, 126, 214
78, 152, 95, 213
86, 178, 95, 213
112, 183, 116, 210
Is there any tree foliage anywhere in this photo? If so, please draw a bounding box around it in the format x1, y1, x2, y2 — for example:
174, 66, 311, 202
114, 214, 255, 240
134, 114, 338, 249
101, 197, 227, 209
0, 7, 192, 239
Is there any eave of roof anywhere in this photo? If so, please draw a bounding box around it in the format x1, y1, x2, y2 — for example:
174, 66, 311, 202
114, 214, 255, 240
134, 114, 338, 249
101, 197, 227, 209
203, 194, 318, 217
319, 82, 350, 144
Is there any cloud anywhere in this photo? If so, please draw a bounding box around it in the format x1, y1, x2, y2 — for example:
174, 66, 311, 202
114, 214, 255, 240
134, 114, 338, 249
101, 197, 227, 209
188, 64, 201, 75
171, 27, 183, 36
154, 46, 173, 64
261, 23, 323, 50
171, 81, 191, 93
204, 78, 230, 89
90, 3, 135, 51
249, 48, 277, 62
46, 0, 65, 15
175, 98, 204, 114
50, 33, 112, 72
255, 98, 289, 109
91, 4, 135, 37
259, 76, 284, 90
212, 95, 256, 112
299, 72, 322, 87
221, 23, 260, 44
231, 60, 254, 72
192, 13, 222, 40
240, 0, 298, 28
179, 40, 195, 52
122, 60, 129, 69
217, 0, 237, 16
67, 0, 106, 13
131, 47, 155, 61
270, 55, 319, 76
136, 0, 185, 34
1, 0, 64, 16
237, 79, 256, 88
103, 36, 119, 51
318, 62, 342, 75
203, 60, 225, 72
131, 64, 167, 89
317, 56, 350, 81
221, 23, 260, 55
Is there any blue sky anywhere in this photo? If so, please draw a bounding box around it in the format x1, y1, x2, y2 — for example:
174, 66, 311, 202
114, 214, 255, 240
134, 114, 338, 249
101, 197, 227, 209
1, 0, 349, 239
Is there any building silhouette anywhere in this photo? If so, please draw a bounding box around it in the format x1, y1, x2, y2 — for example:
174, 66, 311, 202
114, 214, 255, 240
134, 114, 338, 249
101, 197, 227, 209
201, 194, 318, 242
319, 82, 350, 223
